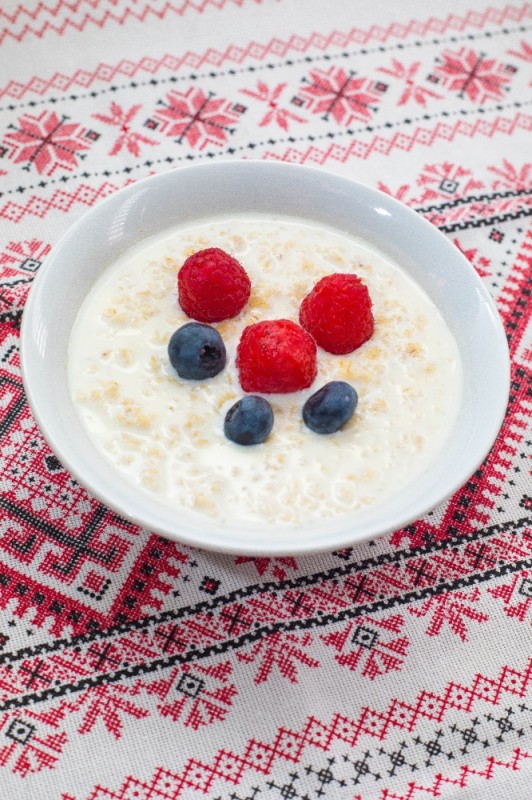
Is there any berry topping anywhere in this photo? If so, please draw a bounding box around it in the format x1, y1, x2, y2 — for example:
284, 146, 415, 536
299, 273, 374, 354
224, 395, 274, 445
168, 322, 226, 380
178, 247, 251, 323
236, 319, 318, 394
302, 381, 358, 434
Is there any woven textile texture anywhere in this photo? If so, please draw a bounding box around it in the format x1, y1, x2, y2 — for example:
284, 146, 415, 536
0, 1, 531, 798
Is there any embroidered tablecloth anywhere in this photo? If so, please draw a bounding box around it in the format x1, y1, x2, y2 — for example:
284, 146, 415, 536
0, 1, 531, 798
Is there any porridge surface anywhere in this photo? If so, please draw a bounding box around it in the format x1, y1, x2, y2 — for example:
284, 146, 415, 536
68, 215, 462, 527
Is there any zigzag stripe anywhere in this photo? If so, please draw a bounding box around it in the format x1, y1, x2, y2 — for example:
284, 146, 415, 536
355, 748, 532, 800
265, 112, 532, 165
0, 0, 113, 24
0, 0, 244, 25
1, 3, 531, 94
68, 748, 532, 800
0, 179, 129, 223
41, 656, 532, 799
1, 0, 528, 27
0, 0, 251, 45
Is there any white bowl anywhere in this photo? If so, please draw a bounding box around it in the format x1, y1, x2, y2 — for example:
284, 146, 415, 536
20, 161, 509, 555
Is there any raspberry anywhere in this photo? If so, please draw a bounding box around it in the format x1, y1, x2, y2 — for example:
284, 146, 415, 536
299, 273, 374, 354
178, 247, 251, 323
236, 319, 317, 394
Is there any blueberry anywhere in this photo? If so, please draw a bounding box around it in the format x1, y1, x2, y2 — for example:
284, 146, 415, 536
224, 395, 274, 445
302, 381, 358, 434
168, 322, 226, 380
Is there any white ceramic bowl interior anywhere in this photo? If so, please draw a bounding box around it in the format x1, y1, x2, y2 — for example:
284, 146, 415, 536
20, 161, 510, 555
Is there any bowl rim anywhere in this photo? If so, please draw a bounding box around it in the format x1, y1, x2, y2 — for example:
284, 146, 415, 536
20, 160, 510, 555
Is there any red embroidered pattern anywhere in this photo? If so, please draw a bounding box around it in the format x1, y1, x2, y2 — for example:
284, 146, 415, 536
11, 658, 528, 789
353, 748, 532, 800
240, 81, 307, 129
0, 240, 50, 316
488, 158, 531, 190
321, 614, 410, 679
136, 660, 237, 729
151, 87, 244, 148
507, 39, 532, 61
266, 112, 532, 165
296, 67, 386, 125
234, 556, 299, 581
236, 631, 320, 684
487, 569, 532, 622
0, 4, 531, 796
3, 111, 97, 175
429, 47, 515, 103
0, 0, 262, 46
408, 587, 489, 640
0, 718, 67, 778
377, 59, 444, 105
1, 5, 530, 100
92, 102, 159, 156
0, 180, 129, 223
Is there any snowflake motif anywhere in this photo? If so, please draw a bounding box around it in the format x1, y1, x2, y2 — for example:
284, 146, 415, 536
320, 614, 409, 680
377, 59, 443, 106
2, 111, 96, 175
416, 162, 484, 204
487, 159, 531, 191
151, 88, 243, 149
452, 239, 491, 277
408, 587, 489, 641
0, 239, 51, 315
240, 81, 307, 129
487, 570, 532, 623
0, 713, 68, 777
134, 661, 236, 730
296, 66, 386, 125
234, 555, 298, 581
92, 102, 159, 157
236, 630, 320, 684
428, 48, 514, 104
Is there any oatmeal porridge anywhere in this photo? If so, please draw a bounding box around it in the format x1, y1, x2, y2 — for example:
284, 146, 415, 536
68, 215, 462, 527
